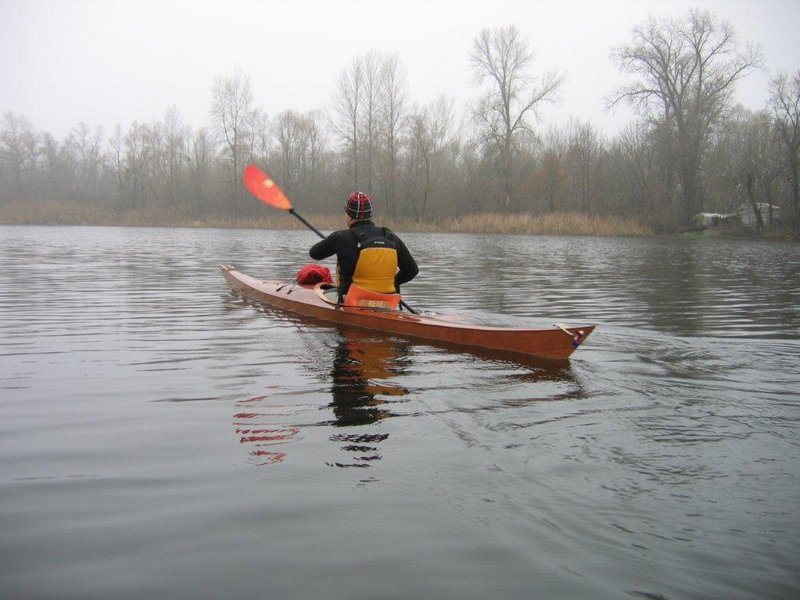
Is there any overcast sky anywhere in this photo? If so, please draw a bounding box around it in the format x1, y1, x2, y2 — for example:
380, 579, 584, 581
2, 0, 798, 140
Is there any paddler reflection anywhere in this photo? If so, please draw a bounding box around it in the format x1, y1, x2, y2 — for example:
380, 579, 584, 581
326, 329, 410, 468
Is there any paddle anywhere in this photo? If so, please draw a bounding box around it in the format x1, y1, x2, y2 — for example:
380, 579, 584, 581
242, 164, 417, 314
243, 164, 325, 238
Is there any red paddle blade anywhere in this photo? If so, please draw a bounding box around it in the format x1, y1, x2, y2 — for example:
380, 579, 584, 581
243, 164, 293, 210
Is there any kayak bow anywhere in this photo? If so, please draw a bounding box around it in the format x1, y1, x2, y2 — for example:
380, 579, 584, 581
220, 265, 594, 360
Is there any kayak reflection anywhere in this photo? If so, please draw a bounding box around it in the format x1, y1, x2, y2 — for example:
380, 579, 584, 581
231, 329, 411, 468
326, 329, 411, 468
231, 326, 582, 468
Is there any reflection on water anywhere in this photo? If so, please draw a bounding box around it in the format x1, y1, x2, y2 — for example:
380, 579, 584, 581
232, 396, 300, 466
2, 226, 799, 600
228, 326, 588, 469
413, 235, 800, 339
231, 330, 412, 468
327, 330, 410, 426
326, 330, 410, 468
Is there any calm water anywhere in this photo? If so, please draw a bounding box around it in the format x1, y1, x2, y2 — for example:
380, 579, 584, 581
1, 225, 798, 599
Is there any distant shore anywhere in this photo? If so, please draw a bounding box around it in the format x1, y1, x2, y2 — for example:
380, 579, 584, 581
0, 199, 652, 237
1, 199, 796, 240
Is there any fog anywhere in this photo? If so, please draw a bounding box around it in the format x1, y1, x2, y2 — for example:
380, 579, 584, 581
1, 0, 798, 139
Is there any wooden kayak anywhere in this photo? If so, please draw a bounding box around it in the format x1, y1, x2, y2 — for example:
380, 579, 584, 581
220, 265, 594, 360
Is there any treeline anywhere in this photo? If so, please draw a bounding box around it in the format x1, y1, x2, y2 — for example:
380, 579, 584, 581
1, 9, 798, 234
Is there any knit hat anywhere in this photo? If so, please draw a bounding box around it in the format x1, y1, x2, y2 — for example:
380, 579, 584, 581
345, 192, 373, 219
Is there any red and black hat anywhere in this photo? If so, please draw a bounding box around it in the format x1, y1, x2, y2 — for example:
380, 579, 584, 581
345, 192, 373, 219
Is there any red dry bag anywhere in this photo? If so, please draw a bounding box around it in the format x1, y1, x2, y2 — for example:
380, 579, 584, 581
295, 264, 333, 285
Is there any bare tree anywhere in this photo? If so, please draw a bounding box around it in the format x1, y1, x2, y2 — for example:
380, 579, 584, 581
722, 108, 780, 229
108, 125, 125, 210
769, 70, 800, 227
404, 107, 429, 220
296, 110, 329, 213
610, 9, 761, 227
331, 57, 364, 189
210, 71, 259, 203
470, 25, 563, 211
250, 111, 271, 166
360, 51, 383, 194
273, 109, 305, 197
565, 119, 605, 214
613, 123, 666, 220
378, 53, 408, 217
403, 96, 457, 220
537, 126, 567, 213
187, 127, 215, 216
0, 112, 39, 202
332, 51, 408, 212
304, 110, 327, 183
107, 122, 149, 211
162, 106, 188, 205
39, 133, 71, 201
66, 122, 104, 202
270, 109, 330, 211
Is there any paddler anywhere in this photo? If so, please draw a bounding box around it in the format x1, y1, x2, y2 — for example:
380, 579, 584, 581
309, 192, 418, 306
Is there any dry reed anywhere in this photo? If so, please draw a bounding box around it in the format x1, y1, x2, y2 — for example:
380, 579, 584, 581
437, 212, 652, 236
1, 200, 651, 237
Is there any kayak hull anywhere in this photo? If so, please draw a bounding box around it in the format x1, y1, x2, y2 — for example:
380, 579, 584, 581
220, 265, 594, 360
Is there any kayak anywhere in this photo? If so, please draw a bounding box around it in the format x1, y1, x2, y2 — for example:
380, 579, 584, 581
220, 265, 594, 360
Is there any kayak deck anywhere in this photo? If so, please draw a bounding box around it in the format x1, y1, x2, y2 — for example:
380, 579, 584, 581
220, 265, 594, 360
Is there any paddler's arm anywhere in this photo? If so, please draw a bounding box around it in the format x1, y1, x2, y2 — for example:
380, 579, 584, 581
394, 239, 419, 289
309, 232, 338, 260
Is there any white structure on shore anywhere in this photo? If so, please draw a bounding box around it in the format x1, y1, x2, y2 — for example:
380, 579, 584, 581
694, 204, 783, 229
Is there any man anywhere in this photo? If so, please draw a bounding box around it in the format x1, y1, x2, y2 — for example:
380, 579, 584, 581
309, 191, 418, 306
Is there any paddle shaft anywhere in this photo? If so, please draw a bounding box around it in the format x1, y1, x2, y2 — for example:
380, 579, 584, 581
289, 208, 326, 239
296, 212, 418, 315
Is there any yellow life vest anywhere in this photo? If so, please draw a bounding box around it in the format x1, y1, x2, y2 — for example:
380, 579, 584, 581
350, 227, 398, 294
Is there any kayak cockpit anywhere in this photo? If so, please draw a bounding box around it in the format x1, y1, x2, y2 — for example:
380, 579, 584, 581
314, 283, 403, 311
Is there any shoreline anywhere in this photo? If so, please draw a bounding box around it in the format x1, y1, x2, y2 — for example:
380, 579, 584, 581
1, 200, 796, 240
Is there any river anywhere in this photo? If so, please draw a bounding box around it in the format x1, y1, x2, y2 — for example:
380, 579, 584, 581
1, 225, 798, 599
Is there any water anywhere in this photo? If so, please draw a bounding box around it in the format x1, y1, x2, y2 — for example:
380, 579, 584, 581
1, 225, 798, 599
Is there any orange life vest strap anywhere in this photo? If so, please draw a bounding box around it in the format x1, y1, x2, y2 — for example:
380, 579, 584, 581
344, 284, 401, 309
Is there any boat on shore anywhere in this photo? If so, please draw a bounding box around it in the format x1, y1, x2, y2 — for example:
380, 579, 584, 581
220, 265, 594, 361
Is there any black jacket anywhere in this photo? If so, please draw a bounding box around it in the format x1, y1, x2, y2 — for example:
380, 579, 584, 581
309, 220, 418, 293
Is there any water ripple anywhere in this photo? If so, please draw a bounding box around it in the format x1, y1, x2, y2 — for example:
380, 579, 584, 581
1, 226, 798, 600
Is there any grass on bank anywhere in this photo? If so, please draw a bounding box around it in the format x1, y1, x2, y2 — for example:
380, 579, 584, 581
438, 212, 652, 236
0, 199, 654, 237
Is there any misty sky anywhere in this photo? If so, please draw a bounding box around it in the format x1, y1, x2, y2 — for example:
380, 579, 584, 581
2, 0, 798, 140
